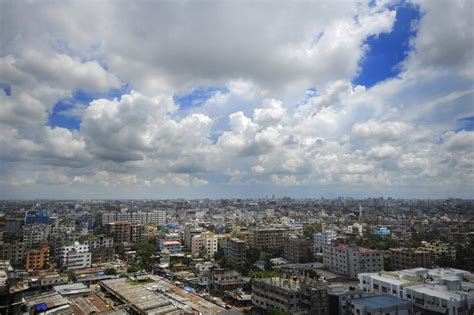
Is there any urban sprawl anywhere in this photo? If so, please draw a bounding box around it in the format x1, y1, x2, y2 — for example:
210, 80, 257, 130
0, 198, 473, 315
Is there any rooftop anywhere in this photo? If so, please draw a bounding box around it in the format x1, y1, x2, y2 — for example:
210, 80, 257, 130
353, 295, 410, 308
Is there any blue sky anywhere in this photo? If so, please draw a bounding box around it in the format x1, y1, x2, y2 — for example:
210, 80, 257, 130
1, 0, 473, 199
354, 3, 420, 87
48, 84, 131, 130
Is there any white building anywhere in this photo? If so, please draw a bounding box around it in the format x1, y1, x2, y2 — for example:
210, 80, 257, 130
358, 268, 474, 315
23, 224, 50, 248
314, 229, 337, 251
191, 232, 218, 258
56, 242, 91, 269
101, 210, 167, 226
323, 244, 383, 278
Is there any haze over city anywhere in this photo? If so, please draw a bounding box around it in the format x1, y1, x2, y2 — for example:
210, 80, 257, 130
0, 0, 473, 199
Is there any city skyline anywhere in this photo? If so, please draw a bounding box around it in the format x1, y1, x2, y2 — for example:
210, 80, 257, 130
1, 0, 473, 199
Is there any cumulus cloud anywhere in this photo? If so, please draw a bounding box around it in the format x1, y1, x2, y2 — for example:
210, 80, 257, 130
0, 0, 473, 198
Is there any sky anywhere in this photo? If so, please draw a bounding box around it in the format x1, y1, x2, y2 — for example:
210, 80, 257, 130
0, 0, 473, 199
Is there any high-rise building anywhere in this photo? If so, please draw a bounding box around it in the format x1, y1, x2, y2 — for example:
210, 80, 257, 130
251, 227, 287, 250
359, 267, 473, 315
314, 230, 337, 251
85, 236, 114, 263
56, 242, 91, 270
389, 247, 433, 270
252, 276, 328, 314
283, 235, 314, 263
25, 244, 49, 270
227, 238, 246, 269
323, 244, 383, 278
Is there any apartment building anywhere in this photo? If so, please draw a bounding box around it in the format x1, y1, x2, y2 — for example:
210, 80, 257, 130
85, 236, 114, 263
348, 295, 413, 315
323, 244, 384, 278
0, 241, 25, 266
191, 232, 218, 259
389, 247, 433, 270
106, 221, 144, 244
251, 227, 287, 250
227, 238, 246, 269
359, 267, 474, 315
283, 235, 314, 263
25, 244, 49, 270
422, 240, 456, 260
252, 276, 328, 315
23, 224, 50, 248
314, 229, 337, 251
101, 210, 167, 226
56, 242, 91, 270
183, 225, 204, 250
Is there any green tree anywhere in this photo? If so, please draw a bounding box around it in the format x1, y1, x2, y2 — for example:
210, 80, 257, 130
104, 267, 117, 275
68, 269, 77, 282
132, 241, 157, 271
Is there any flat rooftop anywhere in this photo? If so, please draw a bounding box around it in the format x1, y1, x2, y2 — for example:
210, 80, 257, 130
353, 295, 410, 308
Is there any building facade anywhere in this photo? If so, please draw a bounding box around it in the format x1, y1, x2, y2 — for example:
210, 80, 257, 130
323, 244, 384, 278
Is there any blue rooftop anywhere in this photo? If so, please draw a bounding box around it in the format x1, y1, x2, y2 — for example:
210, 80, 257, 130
354, 296, 408, 308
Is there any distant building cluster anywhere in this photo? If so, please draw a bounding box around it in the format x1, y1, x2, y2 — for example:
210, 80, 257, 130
0, 198, 472, 314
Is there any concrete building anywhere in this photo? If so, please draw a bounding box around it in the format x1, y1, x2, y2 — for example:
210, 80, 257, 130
56, 242, 91, 270
251, 276, 328, 315
106, 221, 144, 244
327, 284, 372, 315
389, 247, 433, 270
323, 244, 384, 278
359, 267, 474, 315
85, 236, 114, 263
0, 241, 25, 266
184, 225, 204, 249
422, 240, 456, 260
23, 223, 50, 248
213, 268, 244, 290
283, 235, 313, 263
101, 210, 167, 226
348, 295, 413, 315
25, 244, 49, 270
107, 221, 131, 243
251, 227, 287, 250
159, 240, 182, 254
191, 232, 219, 259
227, 238, 246, 269
314, 229, 337, 251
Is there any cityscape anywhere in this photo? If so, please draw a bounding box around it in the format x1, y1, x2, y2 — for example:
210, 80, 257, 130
1, 0, 473, 314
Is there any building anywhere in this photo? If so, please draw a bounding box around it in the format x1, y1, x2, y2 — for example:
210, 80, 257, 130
25, 210, 52, 225
374, 227, 391, 237
130, 223, 145, 243
314, 229, 337, 251
184, 225, 204, 249
251, 276, 328, 315
251, 227, 287, 250
191, 232, 219, 259
422, 240, 456, 260
323, 244, 384, 278
107, 221, 131, 243
101, 210, 167, 225
227, 238, 246, 269
359, 267, 474, 315
327, 284, 372, 315
159, 239, 182, 254
85, 236, 114, 263
389, 247, 433, 270
56, 242, 91, 270
213, 268, 245, 290
283, 235, 313, 263
0, 241, 25, 266
106, 221, 144, 244
25, 244, 49, 270
23, 223, 50, 248
348, 295, 413, 315
0, 260, 27, 314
